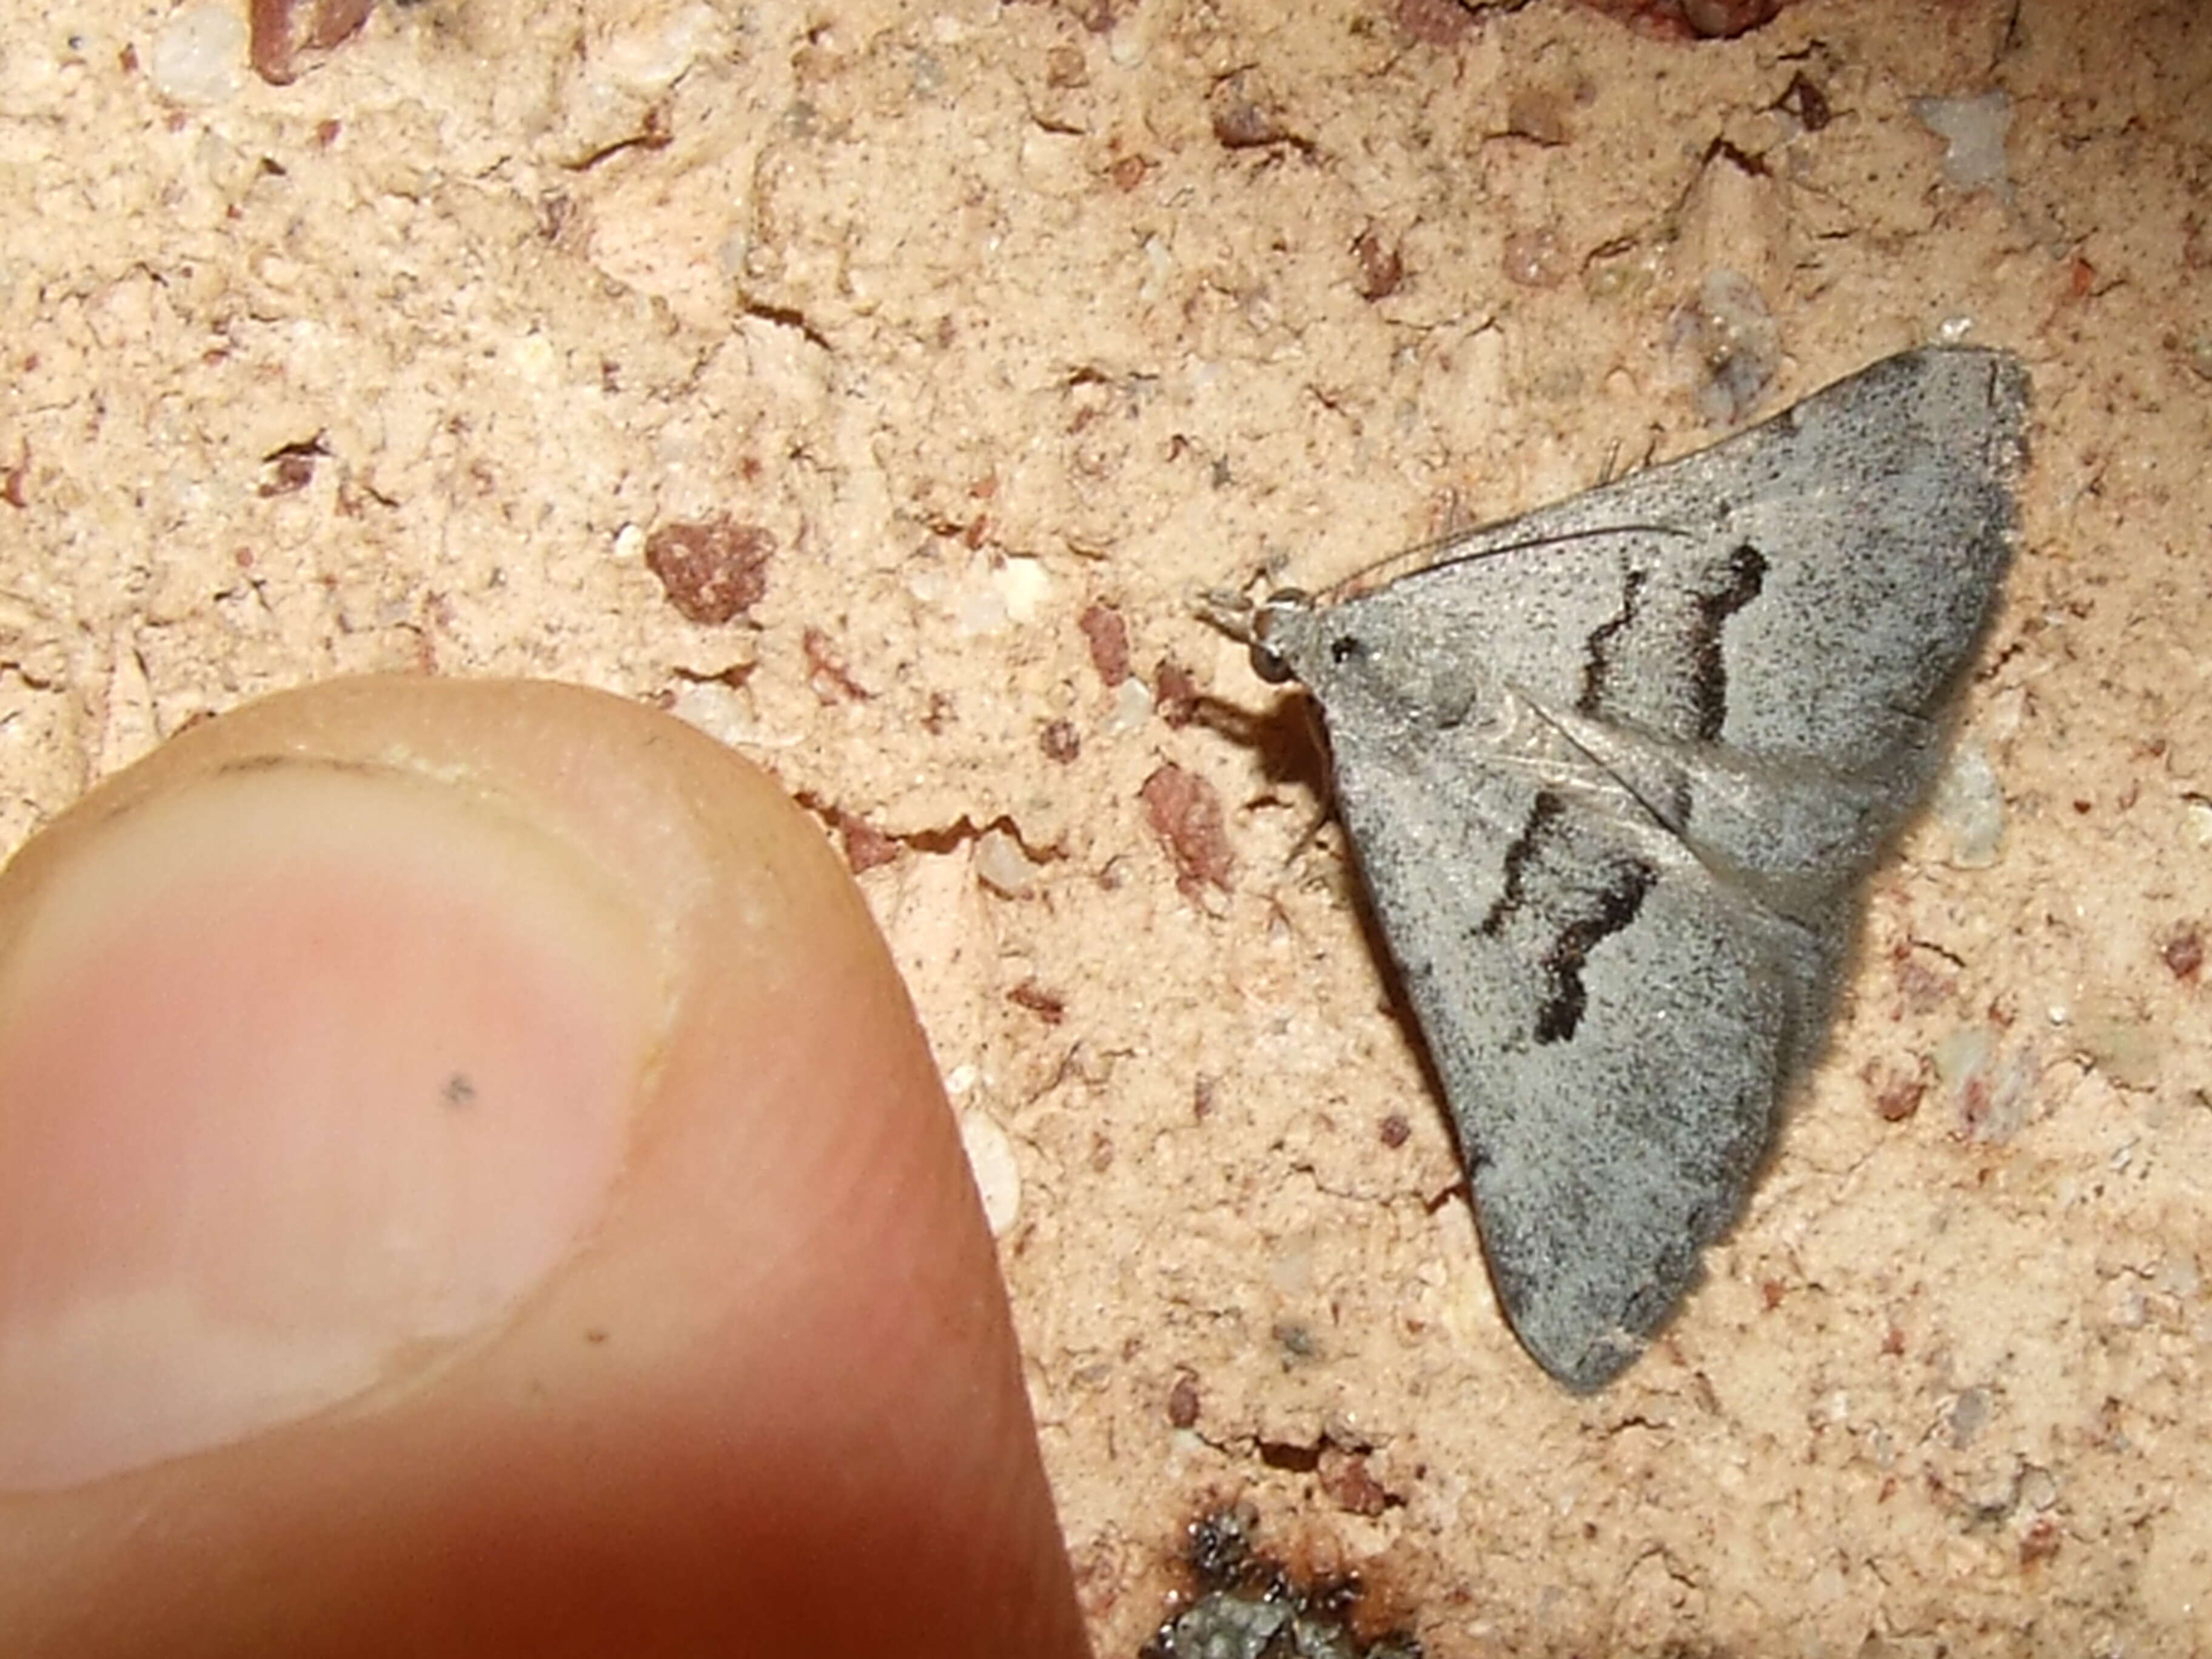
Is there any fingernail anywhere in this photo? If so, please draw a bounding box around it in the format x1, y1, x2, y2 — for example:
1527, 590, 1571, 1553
0, 756, 657, 1490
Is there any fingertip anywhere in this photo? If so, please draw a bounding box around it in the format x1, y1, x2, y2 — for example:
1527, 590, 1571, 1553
0, 678, 1088, 1658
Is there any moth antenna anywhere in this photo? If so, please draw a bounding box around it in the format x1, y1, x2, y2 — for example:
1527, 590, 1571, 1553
1315, 521, 1697, 606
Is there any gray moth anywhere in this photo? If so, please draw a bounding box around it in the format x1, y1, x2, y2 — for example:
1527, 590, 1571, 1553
1213, 346, 2029, 1390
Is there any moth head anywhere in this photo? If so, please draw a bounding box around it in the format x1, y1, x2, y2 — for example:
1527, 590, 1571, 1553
1196, 585, 1313, 685
1247, 589, 1313, 685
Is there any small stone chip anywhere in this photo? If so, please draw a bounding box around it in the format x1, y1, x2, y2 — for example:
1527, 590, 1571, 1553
1152, 659, 1201, 728
1141, 765, 1233, 897
1317, 1446, 1392, 1517
975, 827, 1038, 897
1079, 602, 1131, 685
1165, 1370, 1201, 1428
1008, 980, 1067, 1023
250, 0, 373, 85
1210, 74, 1293, 150
1039, 719, 1082, 763
1352, 227, 1404, 301
835, 811, 899, 874
2160, 924, 2203, 981
643, 517, 775, 625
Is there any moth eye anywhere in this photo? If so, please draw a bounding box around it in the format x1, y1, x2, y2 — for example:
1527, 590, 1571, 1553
1249, 642, 1295, 684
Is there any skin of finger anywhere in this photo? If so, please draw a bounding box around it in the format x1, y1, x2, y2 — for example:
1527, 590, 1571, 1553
0, 679, 1090, 1659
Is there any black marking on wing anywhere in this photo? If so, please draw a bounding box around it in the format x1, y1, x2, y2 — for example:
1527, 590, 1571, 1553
1532, 858, 1656, 1044
1478, 791, 1564, 937
1576, 568, 1647, 716
1476, 789, 1659, 1045
1689, 543, 1767, 740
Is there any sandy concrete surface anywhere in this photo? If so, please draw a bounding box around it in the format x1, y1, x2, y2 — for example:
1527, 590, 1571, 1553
2, 0, 2208, 1651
